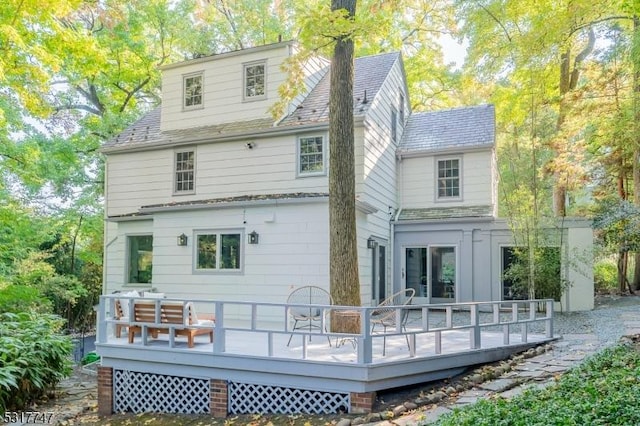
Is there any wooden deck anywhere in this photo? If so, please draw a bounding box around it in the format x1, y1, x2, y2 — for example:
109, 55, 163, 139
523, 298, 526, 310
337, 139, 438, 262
96, 296, 556, 394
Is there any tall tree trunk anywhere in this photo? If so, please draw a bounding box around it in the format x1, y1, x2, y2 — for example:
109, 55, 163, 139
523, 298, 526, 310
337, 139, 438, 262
633, 16, 640, 291
553, 30, 595, 217
329, 0, 361, 321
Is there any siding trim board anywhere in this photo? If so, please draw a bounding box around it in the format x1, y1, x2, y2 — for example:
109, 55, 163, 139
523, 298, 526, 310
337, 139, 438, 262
139, 192, 329, 213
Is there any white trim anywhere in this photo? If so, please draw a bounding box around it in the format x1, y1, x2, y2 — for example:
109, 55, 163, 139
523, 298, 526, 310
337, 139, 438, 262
193, 229, 244, 274
125, 233, 154, 286
173, 147, 196, 195
434, 156, 462, 202
182, 72, 204, 111
296, 133, 327, 177
242, 60, 267, 102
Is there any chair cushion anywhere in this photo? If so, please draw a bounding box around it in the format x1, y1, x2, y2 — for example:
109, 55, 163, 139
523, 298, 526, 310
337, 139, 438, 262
117, 290, 140, 318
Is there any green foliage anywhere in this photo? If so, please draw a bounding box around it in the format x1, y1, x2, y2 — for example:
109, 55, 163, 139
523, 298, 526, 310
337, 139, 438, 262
503, 247, 569, 301
0, 284, 51, 315
0, 312, 73, 412
594, 199, 640, 253
430, 343, 640, 425
594, 257, 620, 293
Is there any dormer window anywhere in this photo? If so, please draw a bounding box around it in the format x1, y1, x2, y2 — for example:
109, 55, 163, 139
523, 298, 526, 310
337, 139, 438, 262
244, 61, 266, 100
183, 73, 203, 109
175, 150, 195, 193
437, 158, 461, 199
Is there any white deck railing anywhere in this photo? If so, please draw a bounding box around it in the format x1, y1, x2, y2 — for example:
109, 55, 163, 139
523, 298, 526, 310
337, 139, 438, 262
97, 295, 554, 365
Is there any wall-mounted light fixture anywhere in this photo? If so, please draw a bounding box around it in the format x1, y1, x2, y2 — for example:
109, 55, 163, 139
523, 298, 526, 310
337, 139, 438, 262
248, 231, 259, 244
367, 237, 378, 249
177, 233, 188, 246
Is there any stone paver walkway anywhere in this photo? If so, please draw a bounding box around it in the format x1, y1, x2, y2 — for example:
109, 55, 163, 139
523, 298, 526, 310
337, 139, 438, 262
357, 305, 639, 426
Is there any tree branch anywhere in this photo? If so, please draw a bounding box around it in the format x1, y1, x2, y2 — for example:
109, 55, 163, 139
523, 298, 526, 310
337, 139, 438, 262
477, 2, 512, 42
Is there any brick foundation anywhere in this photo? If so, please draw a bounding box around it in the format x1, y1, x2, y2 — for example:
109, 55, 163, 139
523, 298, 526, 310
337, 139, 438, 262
350, 391, 376, 414
97, 366, 113, 416
210, 379, 228, 417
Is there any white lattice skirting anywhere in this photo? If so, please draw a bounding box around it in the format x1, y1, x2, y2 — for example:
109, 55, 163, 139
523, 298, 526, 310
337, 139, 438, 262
229, 382, 350, 414
113, 369, 210, 414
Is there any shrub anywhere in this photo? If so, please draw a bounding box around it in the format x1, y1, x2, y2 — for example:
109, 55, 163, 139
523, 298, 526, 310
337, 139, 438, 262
0, 284, 51, 314
594, 258, 619, 293
0, 312, 72, 412
430, 343, 640, 425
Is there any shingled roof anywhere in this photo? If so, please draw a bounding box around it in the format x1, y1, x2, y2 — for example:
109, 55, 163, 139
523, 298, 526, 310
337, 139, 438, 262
278, 52, 400, 127
398, 104, 495, 155
102, 51, 401, 153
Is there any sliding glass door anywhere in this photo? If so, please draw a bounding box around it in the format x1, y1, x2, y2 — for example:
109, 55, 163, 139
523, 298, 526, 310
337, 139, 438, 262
404, 246, 456, 304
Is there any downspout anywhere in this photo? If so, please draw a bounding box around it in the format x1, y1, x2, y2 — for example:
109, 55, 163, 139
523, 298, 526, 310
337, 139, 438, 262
391, 153, 404, 294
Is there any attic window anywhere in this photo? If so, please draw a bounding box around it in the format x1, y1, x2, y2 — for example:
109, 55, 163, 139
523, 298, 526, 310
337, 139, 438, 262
244, 61, 266, 100
183, 73, 203, 109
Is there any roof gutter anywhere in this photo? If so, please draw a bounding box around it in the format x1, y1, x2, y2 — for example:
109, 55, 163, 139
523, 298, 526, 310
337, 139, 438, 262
396, 143, 494, 159
100, 116, 366, 155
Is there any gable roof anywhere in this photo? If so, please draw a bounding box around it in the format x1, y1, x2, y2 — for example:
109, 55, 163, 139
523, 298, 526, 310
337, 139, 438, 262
101, 51, 401, 153
398, 104, 495, 155
278, 52, 400, 127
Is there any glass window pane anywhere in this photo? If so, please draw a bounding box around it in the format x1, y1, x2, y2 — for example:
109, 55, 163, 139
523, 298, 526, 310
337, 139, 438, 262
197, 234, 217, 269
299, 136, 324, 173
128, 235, 153, 283
220, 234, 240, 269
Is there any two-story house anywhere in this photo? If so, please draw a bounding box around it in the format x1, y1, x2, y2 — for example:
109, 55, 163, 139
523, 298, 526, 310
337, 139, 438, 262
101, 40, 593, 315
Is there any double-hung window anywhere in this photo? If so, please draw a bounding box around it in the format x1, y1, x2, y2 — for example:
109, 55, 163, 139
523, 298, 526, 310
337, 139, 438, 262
175, 150, 195, 193
298, 135, 325, 175
196, 231, 242, 271
127, 235, 153, 284
183, 73, 203, 109
244, 61, 266, 100
437, 158, 461, 199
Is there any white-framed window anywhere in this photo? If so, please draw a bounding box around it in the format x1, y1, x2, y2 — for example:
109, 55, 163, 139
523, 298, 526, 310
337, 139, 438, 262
175, 150, 195, 193
391, 107, 398, 143
195, 231, 242, 271
183, 72, 203, 109
399, 93, 405, 126
437, 158, 461, 199
127, 235, 153, 284
243, 61, 266, 100
298, 135, 325, 176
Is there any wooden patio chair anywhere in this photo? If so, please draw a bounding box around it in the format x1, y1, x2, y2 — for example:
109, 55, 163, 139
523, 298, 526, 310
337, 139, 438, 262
113, 290, 140, 338
286, 285, 333, 346
371, 288, 415, 355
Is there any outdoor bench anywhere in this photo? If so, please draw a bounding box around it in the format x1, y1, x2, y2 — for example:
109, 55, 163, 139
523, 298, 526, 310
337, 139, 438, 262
128, 301, 215, 348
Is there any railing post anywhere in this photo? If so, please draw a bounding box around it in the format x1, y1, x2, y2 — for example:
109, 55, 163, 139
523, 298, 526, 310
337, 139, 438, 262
470, 304, 481, 349
213, 301, 225, 353
422, 307, 429, 331
358, 308, 372, 364
546, 300, 554, 338
97, 296, 107, 344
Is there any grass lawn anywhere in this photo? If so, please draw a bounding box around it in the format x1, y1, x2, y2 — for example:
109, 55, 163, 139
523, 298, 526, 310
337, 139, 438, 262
428, 339, 640, 426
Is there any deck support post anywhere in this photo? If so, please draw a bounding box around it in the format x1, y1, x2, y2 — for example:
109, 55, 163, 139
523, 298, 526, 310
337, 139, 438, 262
350, 391, 376, 414
210, 379, 228, 418
97, 366, 113, 417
